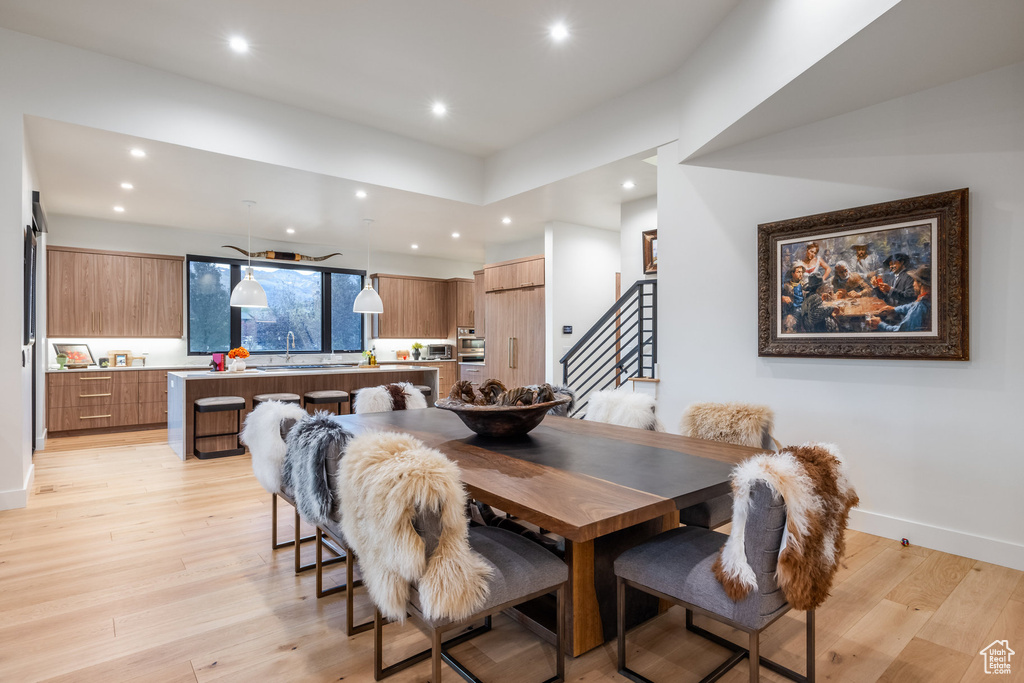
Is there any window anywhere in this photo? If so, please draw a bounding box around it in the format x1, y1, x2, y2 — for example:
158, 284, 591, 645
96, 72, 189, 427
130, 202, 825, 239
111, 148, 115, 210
186, 256, 364, 355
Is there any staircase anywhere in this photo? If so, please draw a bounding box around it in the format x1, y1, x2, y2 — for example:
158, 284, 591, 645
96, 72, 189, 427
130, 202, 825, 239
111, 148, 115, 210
559, 280, 657, 418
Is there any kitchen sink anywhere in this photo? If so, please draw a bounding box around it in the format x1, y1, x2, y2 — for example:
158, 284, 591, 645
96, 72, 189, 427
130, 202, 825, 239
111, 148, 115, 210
259, 363, 358, 371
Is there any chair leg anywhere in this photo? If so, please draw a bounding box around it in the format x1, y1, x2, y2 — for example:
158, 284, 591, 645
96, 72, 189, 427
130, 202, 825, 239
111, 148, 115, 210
294, 507, 304, 574
431, 626, 444, 683
555, 584, 565, 683
617, 577, 627, 672
374, 608, 385, 681
271, 493, 281, 549
749, 631, 760, 683
806, 610, 815, 682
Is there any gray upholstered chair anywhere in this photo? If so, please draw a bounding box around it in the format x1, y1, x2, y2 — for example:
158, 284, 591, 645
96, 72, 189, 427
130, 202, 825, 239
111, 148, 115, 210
614, 481, 814, 683
678, 402, 780, 530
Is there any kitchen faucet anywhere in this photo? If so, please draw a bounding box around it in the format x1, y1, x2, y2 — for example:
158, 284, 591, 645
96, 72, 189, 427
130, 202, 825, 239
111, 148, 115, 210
285, 331, 295, 362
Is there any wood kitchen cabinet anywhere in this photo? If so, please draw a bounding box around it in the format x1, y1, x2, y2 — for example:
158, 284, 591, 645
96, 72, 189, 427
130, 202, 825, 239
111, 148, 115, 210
418, 360, 457, 397
47, 247, 183, 338
372, 274, 449, 339
484, 283, 545, 388
484, 255, 544, 292
473, 270, 486, 337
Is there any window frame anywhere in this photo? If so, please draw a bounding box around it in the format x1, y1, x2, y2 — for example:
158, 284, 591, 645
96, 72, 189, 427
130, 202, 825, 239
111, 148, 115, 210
185, 254, 365, 356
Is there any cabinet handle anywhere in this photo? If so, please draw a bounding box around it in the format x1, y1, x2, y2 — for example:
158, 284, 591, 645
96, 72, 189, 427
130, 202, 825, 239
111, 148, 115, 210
508, 338, 513, 369
81, 376, 112, 381
512, 337, 517, 369
79, 393, 112, 398
80, 414, 112, 420
520, 282, 533, 287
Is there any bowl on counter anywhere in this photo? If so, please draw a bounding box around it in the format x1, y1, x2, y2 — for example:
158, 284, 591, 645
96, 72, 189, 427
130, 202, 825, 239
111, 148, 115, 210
435, 396, 570, 438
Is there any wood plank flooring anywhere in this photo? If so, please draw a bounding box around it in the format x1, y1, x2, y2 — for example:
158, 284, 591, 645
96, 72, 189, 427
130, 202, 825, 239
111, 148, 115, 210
1, 430, 1020, 682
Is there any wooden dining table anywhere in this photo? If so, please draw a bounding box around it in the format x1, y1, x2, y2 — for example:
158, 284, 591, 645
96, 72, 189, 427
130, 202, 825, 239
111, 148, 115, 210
334, 409, 765, 656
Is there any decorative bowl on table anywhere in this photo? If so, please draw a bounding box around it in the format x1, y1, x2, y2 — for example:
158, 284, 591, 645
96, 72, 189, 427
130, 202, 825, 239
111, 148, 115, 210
436, 397, 570, 437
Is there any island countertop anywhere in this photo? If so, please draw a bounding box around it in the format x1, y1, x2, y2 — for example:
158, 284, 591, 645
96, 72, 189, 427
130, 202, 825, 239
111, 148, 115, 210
167, 365, 439, 460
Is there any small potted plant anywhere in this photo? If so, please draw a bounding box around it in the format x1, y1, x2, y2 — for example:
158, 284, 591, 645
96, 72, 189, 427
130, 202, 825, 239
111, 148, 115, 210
411, 342, 423, 360
227, 346, 250, 372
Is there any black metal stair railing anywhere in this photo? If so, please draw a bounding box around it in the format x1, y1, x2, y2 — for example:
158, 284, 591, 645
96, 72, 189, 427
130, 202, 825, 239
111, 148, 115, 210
559, 280, 657, 418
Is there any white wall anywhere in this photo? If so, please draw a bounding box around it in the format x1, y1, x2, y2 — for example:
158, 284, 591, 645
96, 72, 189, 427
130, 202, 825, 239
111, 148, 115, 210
484, 236, 545, 265
657, 61, 1024, 569
544, 222, 621, 382
620, 195, 657, 287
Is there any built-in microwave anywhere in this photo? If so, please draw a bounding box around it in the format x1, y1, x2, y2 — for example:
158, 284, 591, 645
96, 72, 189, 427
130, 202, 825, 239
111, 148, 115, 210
426, 343, 452, 360
458, 336, 485, 363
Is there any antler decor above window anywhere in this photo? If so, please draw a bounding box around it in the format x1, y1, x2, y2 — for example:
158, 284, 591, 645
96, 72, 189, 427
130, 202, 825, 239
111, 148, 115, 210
222, 245, 342, 262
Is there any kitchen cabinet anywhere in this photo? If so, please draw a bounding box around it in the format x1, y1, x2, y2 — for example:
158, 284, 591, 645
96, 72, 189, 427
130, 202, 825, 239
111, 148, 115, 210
372, 274, 449, 339
473, 270, 486, 338
459, 363, 485, 387
484, 255, 544, 292
47, 247, 184, 338
418, 360, 457, 397
484, 283, 545, 388
46, 367, 187, 433
453, 279, 474, 328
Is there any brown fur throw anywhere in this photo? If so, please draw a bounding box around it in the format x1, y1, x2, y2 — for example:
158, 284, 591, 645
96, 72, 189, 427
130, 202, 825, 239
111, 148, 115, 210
338, 431, 492, 623
680, 401, 776, 449
712, 443, 858, 610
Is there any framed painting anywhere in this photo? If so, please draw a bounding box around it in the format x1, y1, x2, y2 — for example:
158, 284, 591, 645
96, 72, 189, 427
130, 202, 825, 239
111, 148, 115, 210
53, 343, 95, 367
757, 188, 968, 360
642, 229, 657, 275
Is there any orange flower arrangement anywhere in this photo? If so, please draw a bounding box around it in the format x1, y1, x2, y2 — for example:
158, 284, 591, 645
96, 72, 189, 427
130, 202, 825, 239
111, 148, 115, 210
227, 346, 250, 359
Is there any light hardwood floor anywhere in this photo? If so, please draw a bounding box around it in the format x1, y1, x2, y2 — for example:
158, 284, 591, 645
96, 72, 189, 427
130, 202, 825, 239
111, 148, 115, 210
1, 431, 1020, 682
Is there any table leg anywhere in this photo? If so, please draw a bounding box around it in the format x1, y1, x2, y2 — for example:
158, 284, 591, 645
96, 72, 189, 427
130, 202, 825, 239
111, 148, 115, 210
564, 539, 603, 657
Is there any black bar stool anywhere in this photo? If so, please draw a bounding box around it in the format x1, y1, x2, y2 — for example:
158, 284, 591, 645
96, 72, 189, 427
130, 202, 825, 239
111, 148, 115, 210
193, 396, 246, 459
304, 389, 350, 415
253, 392, 302, 409
414, 384, 433, 402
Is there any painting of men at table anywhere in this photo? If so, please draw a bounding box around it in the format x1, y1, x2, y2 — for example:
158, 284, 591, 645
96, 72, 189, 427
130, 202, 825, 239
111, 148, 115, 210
777, 221, 935, 336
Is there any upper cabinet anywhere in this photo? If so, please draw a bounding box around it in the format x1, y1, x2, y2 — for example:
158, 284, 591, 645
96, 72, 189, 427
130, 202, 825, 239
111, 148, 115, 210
484, 255, 544, 292
47, 247, 183, 338
473, 270, 486, 337
453, 279, 474, 328
372, 274, 449, 339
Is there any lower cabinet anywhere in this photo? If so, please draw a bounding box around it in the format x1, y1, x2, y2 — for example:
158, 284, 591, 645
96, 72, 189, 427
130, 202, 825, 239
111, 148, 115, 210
459, 363, 485, 387
47, 368, 183, 433
416, 361, 457, 397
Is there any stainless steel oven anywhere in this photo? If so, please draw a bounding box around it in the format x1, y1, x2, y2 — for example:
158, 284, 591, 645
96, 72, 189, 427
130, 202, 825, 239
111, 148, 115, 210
457, 327, 485, 363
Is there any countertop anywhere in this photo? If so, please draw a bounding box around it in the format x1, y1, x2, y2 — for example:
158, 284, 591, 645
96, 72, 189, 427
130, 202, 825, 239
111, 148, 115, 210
378, 358, 456, 363
170, 364, 439, 380
46, 364, 201, 374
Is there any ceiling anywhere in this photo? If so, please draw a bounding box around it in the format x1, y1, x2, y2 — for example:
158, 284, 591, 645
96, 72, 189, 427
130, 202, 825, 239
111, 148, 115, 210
26, 116, 656, 262
0, 0, 738, 156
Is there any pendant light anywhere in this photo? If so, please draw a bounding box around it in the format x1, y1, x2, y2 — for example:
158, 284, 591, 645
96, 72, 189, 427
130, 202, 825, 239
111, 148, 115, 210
353, 218, 384, 314
230, 200, 268, 308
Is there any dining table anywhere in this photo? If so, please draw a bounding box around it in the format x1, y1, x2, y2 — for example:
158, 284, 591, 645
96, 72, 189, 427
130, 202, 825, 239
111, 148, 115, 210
334, 408, 766, 656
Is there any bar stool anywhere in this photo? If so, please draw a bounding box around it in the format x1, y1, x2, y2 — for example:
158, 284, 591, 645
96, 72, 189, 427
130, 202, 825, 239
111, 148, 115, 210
413, 384, 433, 401
253, 392, 302, 409
304, 389, 350, 415
193, 396, 246, 459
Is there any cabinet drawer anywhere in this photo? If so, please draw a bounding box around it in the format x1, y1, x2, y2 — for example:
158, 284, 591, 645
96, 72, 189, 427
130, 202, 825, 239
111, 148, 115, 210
48, 371, 137, 388
138, 382, 168, 402
48, 381, 138, 408
460, 365, 485, 382
139, 401, 168, 424
48, 404, 139, 432
137, 369, 181, 383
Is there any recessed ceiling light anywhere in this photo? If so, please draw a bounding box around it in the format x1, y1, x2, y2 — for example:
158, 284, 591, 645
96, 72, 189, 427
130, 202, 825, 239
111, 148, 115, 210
451, 232, 460, 238
550, 23, 569, 42
502, 216, 512, 225
130, 148, 146, 158
120, 182, 134, 190
355, 190, 367, 199
286, 227, 295, 234
432, 101, 447, 117
411, 244, 419, 250
622, 180, 635, 190
229, 36, 249, 53
113, 206, 125, 213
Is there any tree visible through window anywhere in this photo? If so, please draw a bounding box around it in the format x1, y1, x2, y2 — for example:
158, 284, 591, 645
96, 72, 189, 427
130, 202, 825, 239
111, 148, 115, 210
241, 267, 322, 352
188, 261, 230, 353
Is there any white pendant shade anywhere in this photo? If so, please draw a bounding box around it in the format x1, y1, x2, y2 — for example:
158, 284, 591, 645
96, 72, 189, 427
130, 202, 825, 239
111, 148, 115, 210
230, 266, 268, 308
353, 283, 383, 314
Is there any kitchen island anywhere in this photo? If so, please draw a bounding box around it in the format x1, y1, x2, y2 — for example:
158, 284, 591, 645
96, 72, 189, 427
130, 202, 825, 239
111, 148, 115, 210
167, 365, 439, 460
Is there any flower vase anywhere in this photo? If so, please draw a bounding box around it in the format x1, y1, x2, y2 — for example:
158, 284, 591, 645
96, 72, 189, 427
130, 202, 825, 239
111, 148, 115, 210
229, 358, 246, 372
412, 349, 421, 360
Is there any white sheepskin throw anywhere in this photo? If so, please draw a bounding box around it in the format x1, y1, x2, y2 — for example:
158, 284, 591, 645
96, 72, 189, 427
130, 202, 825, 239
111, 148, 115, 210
680, 402, 776, 449
354, 382, 428, 414
713, 443, 858, 610
583, 388, 665, 431
338, 431, 492, 623
241, 400, 309, 494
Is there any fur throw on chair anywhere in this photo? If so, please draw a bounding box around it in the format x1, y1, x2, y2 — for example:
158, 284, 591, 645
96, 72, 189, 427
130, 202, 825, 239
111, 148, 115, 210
713, 443, 859, 610
241, 400, 309, 494
680, 401, 779, 450
583, 388, 665, 431
529, 384, 576, 416
353, 382, 428, 414
338, 431, 492, 624
283, 412, 352, 526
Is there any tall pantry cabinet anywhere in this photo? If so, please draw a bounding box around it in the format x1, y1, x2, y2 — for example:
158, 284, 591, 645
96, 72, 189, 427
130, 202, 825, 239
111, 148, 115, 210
483, 255, 545, 388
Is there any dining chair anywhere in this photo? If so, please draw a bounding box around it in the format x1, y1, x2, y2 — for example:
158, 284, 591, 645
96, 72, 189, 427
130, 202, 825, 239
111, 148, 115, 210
614, 480, 814, 683
338, 431, 568, 683
677, 402, 780, 529
353, 381, 429, 414
241, 400, 324, 572
583, 388, 665, 431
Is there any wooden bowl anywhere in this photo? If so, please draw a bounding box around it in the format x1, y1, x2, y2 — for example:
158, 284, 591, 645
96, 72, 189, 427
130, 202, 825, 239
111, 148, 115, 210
435, 396, 570, 438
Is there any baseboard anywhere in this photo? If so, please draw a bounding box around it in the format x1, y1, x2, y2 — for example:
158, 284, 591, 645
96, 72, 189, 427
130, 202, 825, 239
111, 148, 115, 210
35, 428, 47, 453
849, 508, 1024, 571
0, 463, 35, 511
